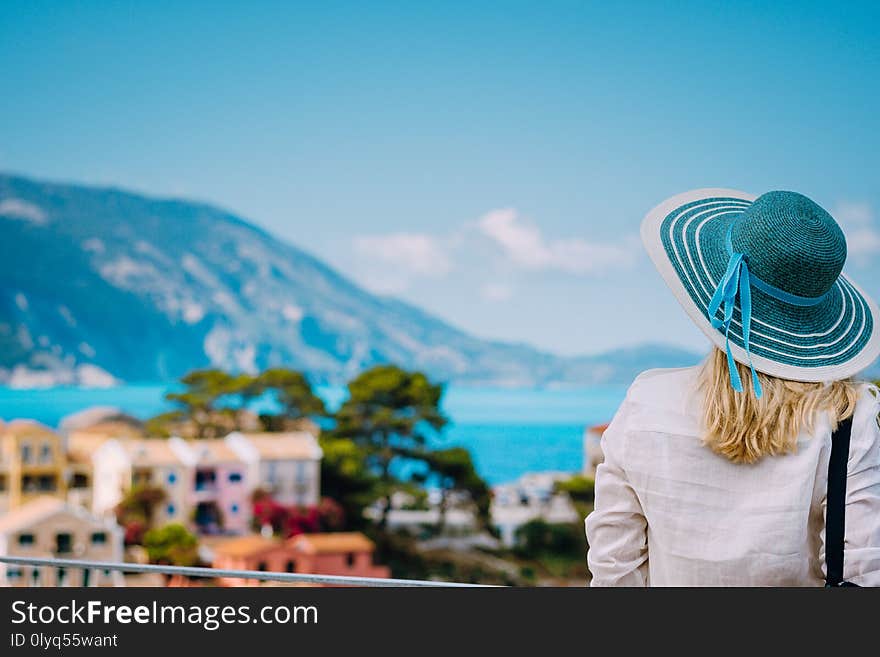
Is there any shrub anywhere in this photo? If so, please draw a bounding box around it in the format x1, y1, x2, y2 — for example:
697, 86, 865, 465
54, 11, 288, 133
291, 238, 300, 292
554, 475, 595, 503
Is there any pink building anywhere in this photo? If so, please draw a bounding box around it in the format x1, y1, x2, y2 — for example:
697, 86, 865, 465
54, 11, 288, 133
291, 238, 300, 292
170, 438, 251, 534
212, 532, 391, 586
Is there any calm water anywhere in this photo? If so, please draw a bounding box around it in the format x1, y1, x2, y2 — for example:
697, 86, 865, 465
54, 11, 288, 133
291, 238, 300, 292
0, 384, 626, 484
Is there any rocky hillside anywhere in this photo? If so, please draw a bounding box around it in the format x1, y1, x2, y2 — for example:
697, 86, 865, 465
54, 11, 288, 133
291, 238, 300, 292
0, 173, 700, 387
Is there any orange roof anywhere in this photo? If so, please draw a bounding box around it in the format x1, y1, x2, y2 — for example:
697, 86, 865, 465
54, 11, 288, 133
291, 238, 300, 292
212, 535, 281, 558
289, 532, 375, 554
588, 423, 610, 434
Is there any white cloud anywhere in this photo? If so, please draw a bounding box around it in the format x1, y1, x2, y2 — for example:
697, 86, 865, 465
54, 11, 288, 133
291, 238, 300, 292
477, 208, 636, 274
354, 233, 452, 277
0, 198, 48, 225
82, 238, 105, 254
834, 201, 880, 258
480, 282, 514, 302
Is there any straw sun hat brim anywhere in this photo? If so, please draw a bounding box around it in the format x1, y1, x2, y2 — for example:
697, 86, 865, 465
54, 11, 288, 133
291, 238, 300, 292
641, 188, 880, 382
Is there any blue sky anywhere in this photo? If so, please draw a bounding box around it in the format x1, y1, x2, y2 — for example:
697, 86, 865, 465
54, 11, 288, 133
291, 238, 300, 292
2, 1, 879, 356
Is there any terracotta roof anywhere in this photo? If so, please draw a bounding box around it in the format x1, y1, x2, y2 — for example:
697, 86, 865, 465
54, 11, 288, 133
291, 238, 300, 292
289, 532, 375, 554
0, 496, 67, 533
588, 423, 610, 434
212, 535, 281, 558
237, 432, 320, 460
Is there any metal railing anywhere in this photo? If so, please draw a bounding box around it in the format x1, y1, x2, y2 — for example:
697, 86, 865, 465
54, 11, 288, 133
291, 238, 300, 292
0, 555, 493, 588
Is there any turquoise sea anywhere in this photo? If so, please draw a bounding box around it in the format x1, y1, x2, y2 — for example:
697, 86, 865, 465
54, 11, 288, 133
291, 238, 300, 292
0, 384, 627, 484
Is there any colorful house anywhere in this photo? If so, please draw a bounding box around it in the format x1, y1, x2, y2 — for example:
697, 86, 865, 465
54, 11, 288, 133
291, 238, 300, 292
212, 531, 390, 586
171, 438, 252, 534
210, 535, 298, 586
0, 420, 67, 513
65, 419, 146, 509
85, 437, 190, 527
226, 431, 322, 506
289, 533, 390, 581
0, 496, 124, 587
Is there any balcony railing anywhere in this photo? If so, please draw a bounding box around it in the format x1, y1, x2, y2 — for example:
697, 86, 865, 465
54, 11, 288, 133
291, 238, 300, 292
0, 555, 492, 588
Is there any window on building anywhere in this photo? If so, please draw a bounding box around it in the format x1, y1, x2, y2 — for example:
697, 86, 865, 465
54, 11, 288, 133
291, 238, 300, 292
257, 562, 267, 572
82, 570, 91, 587
91, 532, 107, 545
55, 533, 73, 555
167, 472, 176, 485
38, 475, 56, 492
166, 504, 176, 517
285, 560, 296, 573
7, 568, 22, 580
17, 533, 35, 547
195, 469, 216, 490
230, 504, 239, 514
40, 443, 52, 463
71, 473, 89, 489
132, 469, 152, 487
346, 552, 355, 568
57, 567, 67, 586
0, 474, 6, 492
21, 444, 32, 463
228, 472, 242, 483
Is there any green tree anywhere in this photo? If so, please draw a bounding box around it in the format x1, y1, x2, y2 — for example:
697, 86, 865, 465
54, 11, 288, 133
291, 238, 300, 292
114, 485, 167, 544
514, 519, 584, 560
115, 485, 167, 526
143, 411, 185, 438
554, 475, 595, 503
424, 447, 491, 532
163, 368, 248, 437
257, 368, 326, 430
333, 365, 447, 528
318, 436, 380, 530
142, 523, 200, 567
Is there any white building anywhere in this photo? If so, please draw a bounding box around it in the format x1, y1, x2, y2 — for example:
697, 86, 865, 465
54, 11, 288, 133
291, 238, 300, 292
583, 423, 609, 476
225, 431, 322, 507
491, 471, 579, 547
83, 437, 191, 528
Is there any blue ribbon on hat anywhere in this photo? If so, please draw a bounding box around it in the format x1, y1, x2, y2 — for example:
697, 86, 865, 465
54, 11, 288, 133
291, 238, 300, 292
709, 225, 833, 398
708, 248, 763, 398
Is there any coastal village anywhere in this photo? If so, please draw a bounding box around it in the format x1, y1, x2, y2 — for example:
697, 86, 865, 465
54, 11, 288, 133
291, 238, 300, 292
0, 395, 608, 587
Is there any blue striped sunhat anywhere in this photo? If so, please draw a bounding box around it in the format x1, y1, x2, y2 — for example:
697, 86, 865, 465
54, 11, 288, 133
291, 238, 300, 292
641, 189, 880, 395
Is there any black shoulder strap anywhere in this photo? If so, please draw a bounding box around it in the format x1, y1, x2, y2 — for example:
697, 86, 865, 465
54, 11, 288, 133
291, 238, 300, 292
826, 416, 853, 587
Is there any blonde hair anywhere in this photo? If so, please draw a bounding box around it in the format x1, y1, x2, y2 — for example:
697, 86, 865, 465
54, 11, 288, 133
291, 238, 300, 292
700, 348, 860, 464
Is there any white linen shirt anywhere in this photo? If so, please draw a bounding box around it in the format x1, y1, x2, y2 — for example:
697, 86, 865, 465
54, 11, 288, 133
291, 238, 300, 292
585, 366, 880, 586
